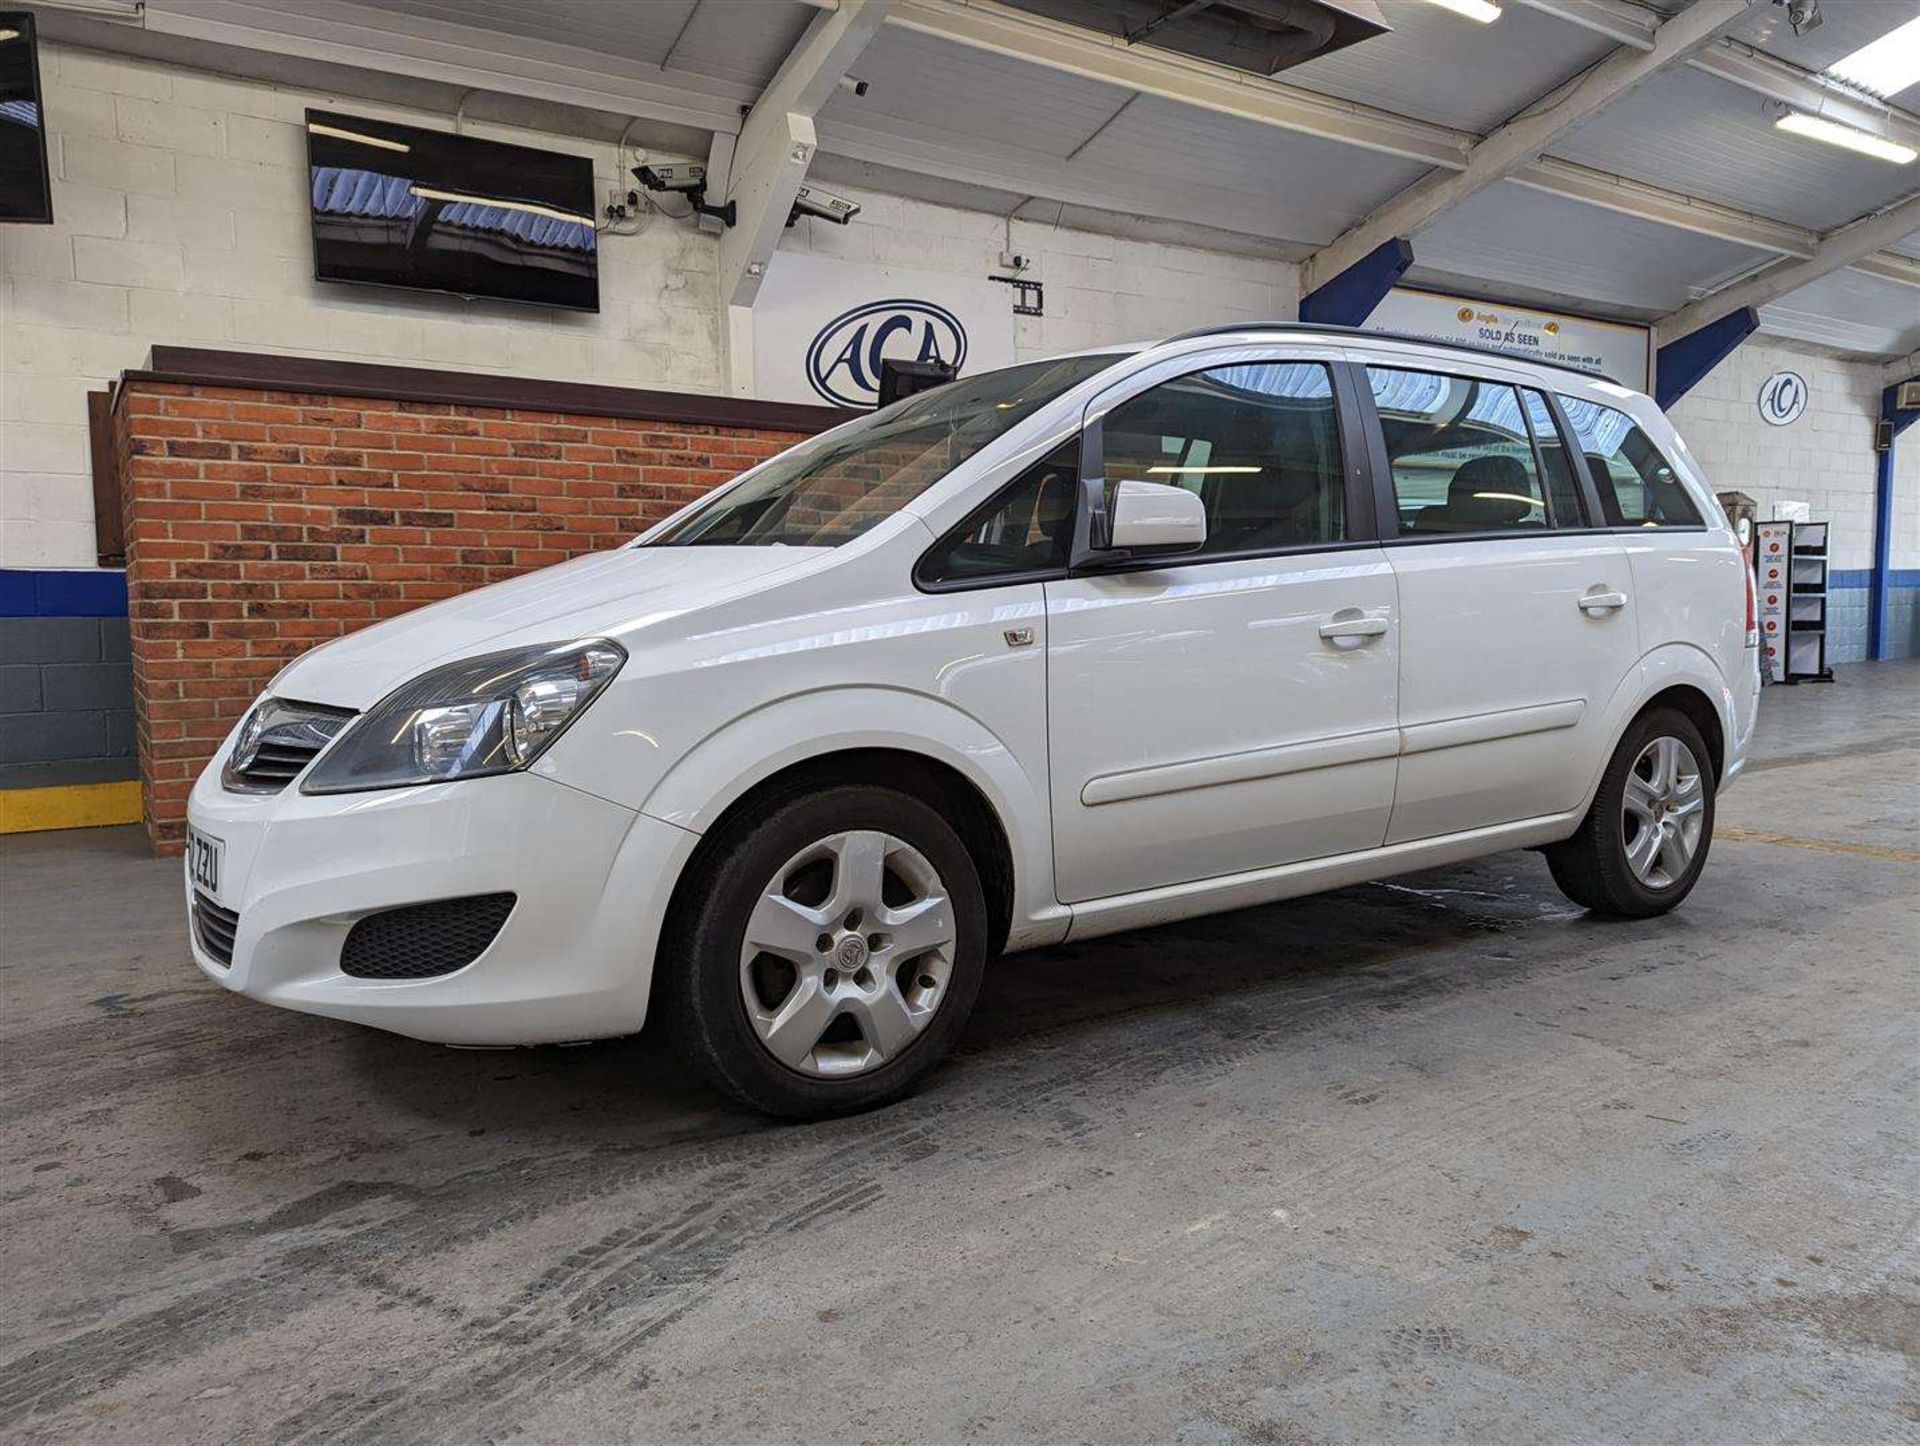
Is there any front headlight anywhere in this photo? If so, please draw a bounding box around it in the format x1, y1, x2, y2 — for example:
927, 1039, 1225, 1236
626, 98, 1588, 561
302, 639, 625, 795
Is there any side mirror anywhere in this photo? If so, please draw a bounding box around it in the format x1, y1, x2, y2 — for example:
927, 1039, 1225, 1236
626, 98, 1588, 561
1105, 479, 1207, 553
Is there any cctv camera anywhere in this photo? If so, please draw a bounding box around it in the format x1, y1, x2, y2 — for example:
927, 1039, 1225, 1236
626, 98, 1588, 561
837, 74, 869, 97
1776, 0, 1821, 34
790, 184, 860, 226
634, 163, 707, 195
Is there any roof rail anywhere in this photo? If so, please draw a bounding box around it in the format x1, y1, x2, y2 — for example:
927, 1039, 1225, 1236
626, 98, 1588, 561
1159, 320, 1627, 390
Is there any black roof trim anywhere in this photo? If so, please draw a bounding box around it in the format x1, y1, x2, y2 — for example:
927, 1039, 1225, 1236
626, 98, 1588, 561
1160, 321, 1627, 389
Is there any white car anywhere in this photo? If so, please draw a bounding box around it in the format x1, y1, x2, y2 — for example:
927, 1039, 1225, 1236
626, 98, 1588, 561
186, 325, 1760, 1117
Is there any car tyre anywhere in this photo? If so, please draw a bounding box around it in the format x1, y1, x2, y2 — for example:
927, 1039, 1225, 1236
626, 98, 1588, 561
1545, 707, 1715, 919
661, 785, 989, 1119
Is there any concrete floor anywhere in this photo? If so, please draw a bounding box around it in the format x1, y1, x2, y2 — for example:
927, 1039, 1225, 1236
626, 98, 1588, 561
3, 664, 1916, 1444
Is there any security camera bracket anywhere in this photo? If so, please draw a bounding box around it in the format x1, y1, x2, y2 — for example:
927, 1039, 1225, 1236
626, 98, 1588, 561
990, 274, 1045, 317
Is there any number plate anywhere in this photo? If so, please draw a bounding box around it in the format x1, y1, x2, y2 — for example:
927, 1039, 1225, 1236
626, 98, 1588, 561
187, 827, 224, 900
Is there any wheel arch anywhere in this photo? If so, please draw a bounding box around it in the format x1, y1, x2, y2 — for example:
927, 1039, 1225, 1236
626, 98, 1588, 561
1633, 643, 1734, 783
639, 688, 1061, 963
660, 746, 1019, 966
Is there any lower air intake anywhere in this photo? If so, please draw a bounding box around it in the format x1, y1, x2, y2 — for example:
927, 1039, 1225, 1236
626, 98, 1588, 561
340, 894, 516, 981
193, 891, 239, 968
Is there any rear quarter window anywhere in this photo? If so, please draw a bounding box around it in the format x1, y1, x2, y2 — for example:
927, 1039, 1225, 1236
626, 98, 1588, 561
1557, 396, 1703, 527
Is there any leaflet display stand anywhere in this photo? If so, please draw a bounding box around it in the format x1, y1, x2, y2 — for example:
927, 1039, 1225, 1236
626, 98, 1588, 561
1785, 520, 1834, 683
1754, 521, 1791, 684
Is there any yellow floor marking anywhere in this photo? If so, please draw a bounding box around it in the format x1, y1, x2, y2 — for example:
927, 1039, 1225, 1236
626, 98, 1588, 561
1717, 825, 1920, 864
0, 781, 142, 834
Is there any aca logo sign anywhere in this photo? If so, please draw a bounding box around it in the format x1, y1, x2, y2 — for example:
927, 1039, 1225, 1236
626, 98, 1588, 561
805, 299, 967, 408
1758, 370, 1808, 427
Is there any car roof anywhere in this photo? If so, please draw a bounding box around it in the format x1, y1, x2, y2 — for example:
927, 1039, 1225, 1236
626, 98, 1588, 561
1158, 321, 1629, 392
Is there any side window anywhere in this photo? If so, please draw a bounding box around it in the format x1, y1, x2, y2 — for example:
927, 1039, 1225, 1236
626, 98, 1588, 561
1522, 388, 1586, 526
1557, 396, 1703, 527
1099, 362, 1345, 556
917, 440, 1079, 587
1366, 368, 1549, 535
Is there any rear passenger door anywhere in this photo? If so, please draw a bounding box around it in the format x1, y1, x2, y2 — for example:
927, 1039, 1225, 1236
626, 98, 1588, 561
1360, 364, 1640, 843
1561, 393, 1747, 721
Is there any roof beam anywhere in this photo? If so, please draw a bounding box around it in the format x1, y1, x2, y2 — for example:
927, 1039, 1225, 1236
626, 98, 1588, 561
1885, 351, 1919, 386
1303, 0, 1754, 292
1659, 192, 1920, 339
720, 0, 891, 308
1513, 156, 1818, 257
1853, 251, 1920, 291
1516, 0, 1920, 153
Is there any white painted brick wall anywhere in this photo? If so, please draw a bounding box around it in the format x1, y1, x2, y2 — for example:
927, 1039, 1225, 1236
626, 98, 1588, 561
1665, 339, 1915, 571
2, 43, 730, 566
777, 187, 1299, 362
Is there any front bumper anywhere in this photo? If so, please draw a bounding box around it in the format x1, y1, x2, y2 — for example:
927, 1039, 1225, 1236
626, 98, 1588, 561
184, 759, 698, 1045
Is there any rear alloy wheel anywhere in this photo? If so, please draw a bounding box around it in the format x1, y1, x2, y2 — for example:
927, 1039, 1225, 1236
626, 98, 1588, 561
1545, 707, 1716, 918
1620, 735, 1706, 890
664, 786, 988, 1118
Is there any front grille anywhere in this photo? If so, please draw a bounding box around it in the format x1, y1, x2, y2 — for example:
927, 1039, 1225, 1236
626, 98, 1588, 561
340, 894, 516, 981
223, 698, 356, 794
193, 891, 239, 968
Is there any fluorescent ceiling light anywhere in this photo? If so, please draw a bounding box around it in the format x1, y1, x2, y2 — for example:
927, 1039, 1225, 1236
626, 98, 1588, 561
410, 185, 594, 227
30, 0, 144, 18
0, 28, 18, 41
1421, 0, 1503, 22
1774, 109, 1917, 165
306, 121, 410, 153
1147, 465, 1262, 474
1824, 15, 1920, 98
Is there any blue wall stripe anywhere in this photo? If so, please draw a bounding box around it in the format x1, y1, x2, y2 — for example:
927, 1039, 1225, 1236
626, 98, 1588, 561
1, 566, 1909, 617
1832, 569, 1920, 590
0, 568, 129, 618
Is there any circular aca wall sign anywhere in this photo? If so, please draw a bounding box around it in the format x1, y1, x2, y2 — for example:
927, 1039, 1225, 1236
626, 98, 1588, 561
1758, 370, 1808, 427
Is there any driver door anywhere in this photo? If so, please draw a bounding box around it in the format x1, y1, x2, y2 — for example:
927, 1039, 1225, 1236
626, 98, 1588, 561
1044, 350, 1400, 904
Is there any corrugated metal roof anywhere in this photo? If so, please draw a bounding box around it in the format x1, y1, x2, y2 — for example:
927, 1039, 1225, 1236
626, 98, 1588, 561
311, 166, 595, 253
1556, 67, 1920, 234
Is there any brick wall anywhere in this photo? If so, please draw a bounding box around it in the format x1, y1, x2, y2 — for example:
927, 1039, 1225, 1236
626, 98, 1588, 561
118, 377, 817, 852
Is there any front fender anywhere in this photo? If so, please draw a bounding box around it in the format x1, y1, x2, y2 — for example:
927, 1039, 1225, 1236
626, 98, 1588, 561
638, 687, 1067, 950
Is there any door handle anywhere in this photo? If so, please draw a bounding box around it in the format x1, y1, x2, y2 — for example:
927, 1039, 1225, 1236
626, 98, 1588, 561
1578, 590, 1629, 614
1319, 616, 1389, 642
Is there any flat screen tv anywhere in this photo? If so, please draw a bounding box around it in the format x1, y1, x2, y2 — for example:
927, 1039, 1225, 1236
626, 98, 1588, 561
0, 12, 53, 225
305, 108, 598, 312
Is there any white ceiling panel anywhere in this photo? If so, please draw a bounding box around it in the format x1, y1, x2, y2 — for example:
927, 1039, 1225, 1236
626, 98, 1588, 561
1556, 67, 1920, 233
1071, 95, 1433, 242
1278, 0, 1618, 133
365, 0, 815, 87
1412, 180, 1774, 315
1758, 266, 1920, 355
822, 23, 1137, 159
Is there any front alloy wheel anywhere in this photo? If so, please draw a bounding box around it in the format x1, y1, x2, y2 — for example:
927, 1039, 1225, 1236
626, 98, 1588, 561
740, 830, 957, 1078
663, 785, 989, 1118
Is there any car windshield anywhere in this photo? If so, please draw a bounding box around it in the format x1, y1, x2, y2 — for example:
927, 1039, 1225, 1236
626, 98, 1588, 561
646, 353, 1127, 547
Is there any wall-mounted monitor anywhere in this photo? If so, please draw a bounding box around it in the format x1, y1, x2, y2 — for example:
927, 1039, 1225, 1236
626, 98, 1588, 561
0, 12, 53, 225
304, 108, 599, 312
